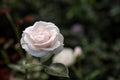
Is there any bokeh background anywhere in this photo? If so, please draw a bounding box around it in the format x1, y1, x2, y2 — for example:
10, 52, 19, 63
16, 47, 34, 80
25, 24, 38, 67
0, 0, 120, 80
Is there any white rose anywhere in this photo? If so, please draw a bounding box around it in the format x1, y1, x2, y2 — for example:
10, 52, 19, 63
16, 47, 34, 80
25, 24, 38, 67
20, 21, 64, 57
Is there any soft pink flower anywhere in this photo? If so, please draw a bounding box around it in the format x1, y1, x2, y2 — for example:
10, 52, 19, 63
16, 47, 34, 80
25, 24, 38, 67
20, 21, 64, 57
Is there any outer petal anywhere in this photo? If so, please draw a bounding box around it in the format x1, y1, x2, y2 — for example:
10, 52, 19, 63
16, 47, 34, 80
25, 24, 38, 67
26, 49, 47, 57
39, 33, 64, 53
21, 33, 39, 51
57, 33, 64, 43
33, 21, 48, 28
23, 26, 34, 34
33, 21, 59, 32
46, 23, 60, 33
21, 35, 48, 57
40, 41, 60, 51
52, 44, 64, 54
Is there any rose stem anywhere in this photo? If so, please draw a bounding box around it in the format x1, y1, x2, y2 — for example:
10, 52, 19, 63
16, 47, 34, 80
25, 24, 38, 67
24, 61, 28, 80
2, 5, 24, 58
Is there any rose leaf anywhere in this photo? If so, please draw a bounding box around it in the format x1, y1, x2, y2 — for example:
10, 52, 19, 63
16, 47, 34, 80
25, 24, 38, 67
44, 63, 69, 78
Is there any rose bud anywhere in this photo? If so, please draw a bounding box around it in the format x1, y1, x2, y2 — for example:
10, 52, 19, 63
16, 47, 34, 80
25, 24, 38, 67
73, 46, 82, 57
52, 48, 75, 66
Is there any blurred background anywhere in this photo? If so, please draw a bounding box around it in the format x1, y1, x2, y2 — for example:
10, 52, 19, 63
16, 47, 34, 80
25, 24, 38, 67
0, 0, 120, 80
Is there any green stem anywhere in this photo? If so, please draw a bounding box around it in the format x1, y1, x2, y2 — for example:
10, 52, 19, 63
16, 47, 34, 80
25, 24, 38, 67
25, 68, 28, 80
5, 12, 20, 41
2, 0, 24, 59
1, 50, 10, 65
24, 61, 28, 80
2, 0, 24, 58
5, 12, 25, 58
17, 45, 25, 59
71, 66, 82, 79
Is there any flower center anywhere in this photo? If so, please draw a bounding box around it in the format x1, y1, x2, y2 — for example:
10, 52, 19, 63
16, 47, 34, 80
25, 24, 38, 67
32, 27, 51, 43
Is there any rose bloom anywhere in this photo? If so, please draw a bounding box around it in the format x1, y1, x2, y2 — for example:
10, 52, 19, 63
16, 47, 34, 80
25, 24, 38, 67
20, 21, 64, 57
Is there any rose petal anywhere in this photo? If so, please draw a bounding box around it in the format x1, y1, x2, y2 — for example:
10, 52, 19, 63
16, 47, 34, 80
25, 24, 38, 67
52, 44, 64, 54
33, 21, 48, 28
21, 36, 48, 57
27, 49, 47, 57
40, 41, 63, 53
21, 33, 39, 51
32, 30, 58, 47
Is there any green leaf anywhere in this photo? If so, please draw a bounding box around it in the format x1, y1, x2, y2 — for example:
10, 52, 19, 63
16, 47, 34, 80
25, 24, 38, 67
40, 54, 53, 63
44, 63, 69, 78
9, 64, 25, 73
85, 70, 101, 80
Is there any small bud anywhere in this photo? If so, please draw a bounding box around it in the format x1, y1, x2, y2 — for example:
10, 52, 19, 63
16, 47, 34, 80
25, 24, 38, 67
52, 48, 75, 66
74, 46, 82, 57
